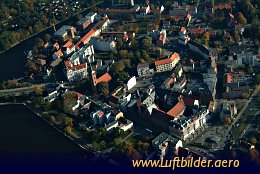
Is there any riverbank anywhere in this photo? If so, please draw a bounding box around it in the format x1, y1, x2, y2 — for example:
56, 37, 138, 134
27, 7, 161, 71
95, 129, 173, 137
0, 1, 103, 82
0, 103, 94, 158
0, 1, 104, 55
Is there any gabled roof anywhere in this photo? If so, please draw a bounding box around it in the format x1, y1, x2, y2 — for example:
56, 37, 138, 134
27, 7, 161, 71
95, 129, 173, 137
96, 73, 112, 84
166, 100, 185, 118
155, 52, 179, 66
186, 14, 191, 19
63, 41, 74, 48
55, 49, 63, 57
180, 27, 186, 33
75, 29, 95, 47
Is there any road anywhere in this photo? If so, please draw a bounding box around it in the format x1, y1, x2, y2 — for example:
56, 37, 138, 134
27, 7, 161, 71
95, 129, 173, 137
0, 84, 46, 96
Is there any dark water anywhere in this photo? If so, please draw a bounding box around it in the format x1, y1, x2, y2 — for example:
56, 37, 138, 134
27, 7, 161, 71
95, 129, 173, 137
0, 8, 93, 83
0, 104, 93, 159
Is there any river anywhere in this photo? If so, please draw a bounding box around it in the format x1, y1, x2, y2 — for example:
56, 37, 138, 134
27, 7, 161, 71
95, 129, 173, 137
0, 2, 103, 83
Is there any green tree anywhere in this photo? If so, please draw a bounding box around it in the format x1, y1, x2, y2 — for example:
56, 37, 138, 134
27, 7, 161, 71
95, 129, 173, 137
62, 117, 73, 128
35, 37, 44, 47
249, 136, 257, 145
44, 33, 52, 43
65, 126, 72, 135
237, 12, 247, 25
256, 74, 260, 84
141, 37, 152, 50
97, 82, 109, 95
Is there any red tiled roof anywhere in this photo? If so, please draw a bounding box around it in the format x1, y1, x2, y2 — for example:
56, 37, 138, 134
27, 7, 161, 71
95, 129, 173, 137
213, 3, 231, 10
154, 9, 161, 14
158, 34, 164, 41
171, 15, 186, 19
187, 6, 196, 11
67, 63, 86, 71
75, 29, 95, 48
96, 73, 112, 84
167, 100, 185, 118
187, 14, 191, 19
155, 52, 179, 66
191, 28, 205, 35
224, 72, 245, 83
180, 27, 186, 33
63, 41, 74, 48
56, 49, 63, 57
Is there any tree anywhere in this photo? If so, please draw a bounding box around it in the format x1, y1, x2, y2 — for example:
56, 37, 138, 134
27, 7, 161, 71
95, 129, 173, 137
255, 74, 260, 84
34, 85, 43, 96
237, 12, 247, 25
225, 117, 232, 125
50, 116, 56, 124
97, 82, 109, 95
141, 37, 152, 50
25, 59, 37, 73
234, 31, 241, 42
44, 34, 51, 42
249, 136, 257, 145
62, 117, 73, 128
99, 140, 107, 150
65, 126, 72, 135
35, 37, 44, 47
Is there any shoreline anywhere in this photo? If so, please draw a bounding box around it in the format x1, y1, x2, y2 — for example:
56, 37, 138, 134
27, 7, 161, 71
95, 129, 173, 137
0, 102, 95, 156
0, 1, 104, 55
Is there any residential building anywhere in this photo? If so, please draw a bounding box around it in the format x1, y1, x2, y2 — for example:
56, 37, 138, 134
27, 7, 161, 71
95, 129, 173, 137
62, 41, 75, 56
169, 109, 209, 141
156, 29, 167, 47
54, 25, 76, 42
89, 37, 116, 52
152, 132, 183, 158
64, 61, 88, 81
137, 63, 152, 77
155, 52, 180, 72
52, 49, 63, 60
220, 100, 237, 121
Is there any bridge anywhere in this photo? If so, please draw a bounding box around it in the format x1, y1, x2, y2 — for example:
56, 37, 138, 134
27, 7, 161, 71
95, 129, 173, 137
0, 84, 46, 96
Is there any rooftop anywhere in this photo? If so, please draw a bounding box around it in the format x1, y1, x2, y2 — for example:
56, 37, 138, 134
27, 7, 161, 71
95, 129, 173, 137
155, 52, 179, 66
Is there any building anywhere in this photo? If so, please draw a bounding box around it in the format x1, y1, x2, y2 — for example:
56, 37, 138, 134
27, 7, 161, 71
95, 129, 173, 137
75, 15, 110, 48
188, 41, 209, 60
220, 100, 237, 121
76, 12, 97, 30
62, 41, 75, 56
156, 29, 167, 47
152, 132, 183, 158
52, 49, 63, 60
54, 25, 76, 42
64, 61, 88, 81
137, 63, 150, 77
89, 37, 116, 52
169, 109, 209, 142
155, 52, 180, 72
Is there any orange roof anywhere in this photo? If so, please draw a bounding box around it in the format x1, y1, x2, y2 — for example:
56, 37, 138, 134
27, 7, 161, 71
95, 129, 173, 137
158, 34, 164, 41
56, 49, 63, 57
155, 52, 179, 66
224, 72, 245, 83
180, 27, 186, 33
187, 14, 191, 19
97, 111, 104, 117
188, 6, 196, 11
191, 28, 205, 35
213, 3, 231, 10
68, 63, 86, 71
75, 29, 95, 48
96, 73, 112, 84
63, 41, 74, 48
167, 101, 185, 118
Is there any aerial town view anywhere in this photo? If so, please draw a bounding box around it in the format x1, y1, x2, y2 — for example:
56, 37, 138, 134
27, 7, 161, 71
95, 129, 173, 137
0, 0, 260, 173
